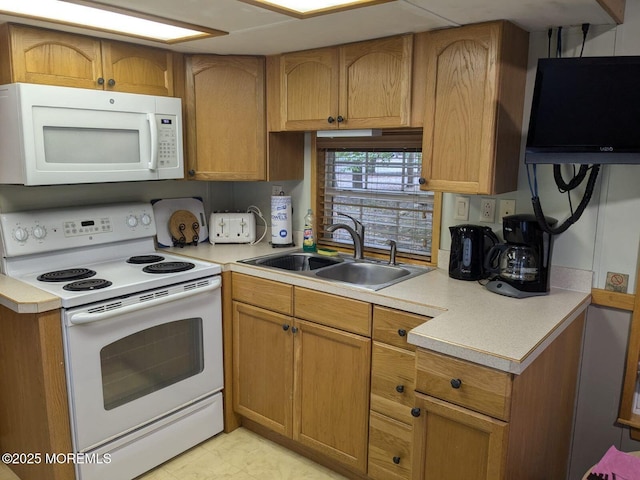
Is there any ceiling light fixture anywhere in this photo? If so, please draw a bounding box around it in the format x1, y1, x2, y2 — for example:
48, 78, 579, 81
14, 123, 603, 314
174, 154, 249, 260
239, 0, 394, 19
0, 0, 227, 44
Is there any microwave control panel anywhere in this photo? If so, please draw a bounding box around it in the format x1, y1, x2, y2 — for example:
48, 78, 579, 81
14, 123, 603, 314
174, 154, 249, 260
157, 114, 179, 168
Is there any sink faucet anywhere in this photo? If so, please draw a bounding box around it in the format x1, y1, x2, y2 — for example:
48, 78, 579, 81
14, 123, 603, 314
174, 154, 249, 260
326, 213, 365, 259
387, 240, 397, 265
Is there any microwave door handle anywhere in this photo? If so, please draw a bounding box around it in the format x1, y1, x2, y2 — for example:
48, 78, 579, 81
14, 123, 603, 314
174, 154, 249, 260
147, 113, 158, 171
67, 277, 221, 325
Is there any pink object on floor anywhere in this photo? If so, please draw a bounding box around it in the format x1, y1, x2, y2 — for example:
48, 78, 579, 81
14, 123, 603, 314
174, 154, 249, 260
591, 446, 640, 480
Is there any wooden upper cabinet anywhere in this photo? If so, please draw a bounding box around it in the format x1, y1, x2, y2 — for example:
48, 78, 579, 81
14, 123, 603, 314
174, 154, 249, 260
274, 34, 413, 131
185, 55, 266, 181
100, 41, 174, 96
0, 23, 175, 96
419, 21, 528, 195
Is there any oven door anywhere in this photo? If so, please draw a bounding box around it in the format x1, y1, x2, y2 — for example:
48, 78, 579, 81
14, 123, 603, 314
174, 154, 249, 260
62, 277, 222, 452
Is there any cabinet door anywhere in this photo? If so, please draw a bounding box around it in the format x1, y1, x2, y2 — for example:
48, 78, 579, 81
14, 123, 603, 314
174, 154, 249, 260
412, 393, 508, 480
340, 35, 412, 129
420, 23, 498, 195
420, 21, 527, 195
232, 302, 293, 437
101, 41, 174, 96
5, 24, 103, 89
293, 319, 371, 473
185, 55, 266, 180
280, 48, 339, 131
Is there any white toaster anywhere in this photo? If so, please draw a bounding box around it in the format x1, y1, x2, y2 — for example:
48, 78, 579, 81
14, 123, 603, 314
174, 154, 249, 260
209, 212, 256, 244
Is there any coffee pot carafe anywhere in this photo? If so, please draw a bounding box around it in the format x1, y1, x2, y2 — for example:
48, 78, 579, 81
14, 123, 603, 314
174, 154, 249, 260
449, 224, 499, 281
484, 214, 556, 298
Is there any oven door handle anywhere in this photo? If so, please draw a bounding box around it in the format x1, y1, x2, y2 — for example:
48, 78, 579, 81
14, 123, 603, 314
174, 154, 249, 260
67, 277, 221, 325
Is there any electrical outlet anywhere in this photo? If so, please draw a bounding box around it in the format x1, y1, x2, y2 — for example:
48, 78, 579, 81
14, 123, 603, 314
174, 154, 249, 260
453, 196, 470, 221
271, 185, 283, 196
479, 198, 496, 223
499, 199, 516, 221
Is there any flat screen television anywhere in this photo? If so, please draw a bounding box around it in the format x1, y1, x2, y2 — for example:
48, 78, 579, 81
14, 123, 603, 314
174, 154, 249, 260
525, 56, 640, 164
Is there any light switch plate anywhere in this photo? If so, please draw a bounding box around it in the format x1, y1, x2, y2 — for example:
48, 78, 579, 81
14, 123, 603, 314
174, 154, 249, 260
453, 196, 470, 221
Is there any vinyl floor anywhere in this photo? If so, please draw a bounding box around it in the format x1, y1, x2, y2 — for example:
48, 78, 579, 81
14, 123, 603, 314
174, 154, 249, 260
0, 427, 348, 480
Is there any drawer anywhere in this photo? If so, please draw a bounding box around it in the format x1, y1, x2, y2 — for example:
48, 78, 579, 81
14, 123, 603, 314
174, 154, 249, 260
415, 349, 512, 421
232, 273, 293, 315
368, 411, 413, 480
294, 287, 371, 336
370, 342, 415, 424
373, 306, 430, 351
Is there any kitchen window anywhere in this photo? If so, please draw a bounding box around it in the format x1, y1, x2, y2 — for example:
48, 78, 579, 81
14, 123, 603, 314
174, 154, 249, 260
315, 131, 441, 264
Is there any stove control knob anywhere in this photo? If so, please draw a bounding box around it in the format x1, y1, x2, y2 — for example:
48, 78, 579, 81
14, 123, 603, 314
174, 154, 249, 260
141, 213, 152, 226
126, 215, 138, 228
13, 227, 28, 242
32, 225, 47, 240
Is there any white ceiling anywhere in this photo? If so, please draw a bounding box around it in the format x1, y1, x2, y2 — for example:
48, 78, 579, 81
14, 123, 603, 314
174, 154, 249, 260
0, 0, 619, 55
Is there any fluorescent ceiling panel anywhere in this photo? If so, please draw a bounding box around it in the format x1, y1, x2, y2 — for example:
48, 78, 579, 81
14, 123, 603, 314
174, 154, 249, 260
0, 0, 227, 43
239, 0, 394, 18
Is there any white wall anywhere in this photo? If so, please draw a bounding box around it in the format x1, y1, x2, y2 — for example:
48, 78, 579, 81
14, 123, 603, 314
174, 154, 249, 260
440, 19, 639, 292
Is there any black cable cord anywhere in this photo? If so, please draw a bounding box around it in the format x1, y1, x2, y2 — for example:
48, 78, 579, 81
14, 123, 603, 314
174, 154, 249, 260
580, 23, 590, 57
553, 164, 590, 192
557, 26, 563, 58
548, 28, 553, 58
532, 164, 601, 235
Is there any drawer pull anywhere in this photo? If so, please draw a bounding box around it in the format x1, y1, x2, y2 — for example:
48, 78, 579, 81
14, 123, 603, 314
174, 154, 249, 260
411, 407, 421, 417
395, 385, 405, 393
450, 378, 462, 389
392, 456, 401, 465
291, 326, 299, 334
282, 324, 290, 331
397, 329, 407, 337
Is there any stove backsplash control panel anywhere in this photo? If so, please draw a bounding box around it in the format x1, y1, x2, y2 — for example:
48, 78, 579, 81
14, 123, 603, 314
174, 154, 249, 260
0, 203, 156, 258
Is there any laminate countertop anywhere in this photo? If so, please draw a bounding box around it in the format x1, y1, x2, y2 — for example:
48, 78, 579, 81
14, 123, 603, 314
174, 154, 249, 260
0, 241, 591, 375
165, 243, 592, 375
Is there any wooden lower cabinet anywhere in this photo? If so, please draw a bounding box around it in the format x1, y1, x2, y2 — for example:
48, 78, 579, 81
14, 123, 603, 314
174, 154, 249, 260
411, 394, 508, 480
232, 301, 294, 436
411, 312, 586, 480
368, 411, 413, 480
293, 319, 371, 472
0, 306, 73, 480
231, 275, 372, 475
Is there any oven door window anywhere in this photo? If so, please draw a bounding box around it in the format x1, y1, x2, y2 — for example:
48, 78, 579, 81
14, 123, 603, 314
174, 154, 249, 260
100, 318, 204, 410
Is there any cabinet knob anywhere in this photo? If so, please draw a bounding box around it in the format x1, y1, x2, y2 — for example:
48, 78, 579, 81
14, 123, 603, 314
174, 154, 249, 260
327, 116, 335, 124
410, 407, 421, 418
291, 326, 299, 334
97, 77, 105, 85
395, 385, 405, 393
418, 177, 426, 185
450, 378, 462, 389
108, 78, 116, 87
397, 329, 407, 337
337, 115, 344, 123
282, 324, 290, 331
392, 456, 401, 465
188, 169, 196, 176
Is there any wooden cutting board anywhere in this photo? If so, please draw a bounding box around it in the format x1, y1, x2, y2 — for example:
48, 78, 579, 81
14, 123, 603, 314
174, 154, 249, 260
169, 210, 200, 247
151, 197, 208, 247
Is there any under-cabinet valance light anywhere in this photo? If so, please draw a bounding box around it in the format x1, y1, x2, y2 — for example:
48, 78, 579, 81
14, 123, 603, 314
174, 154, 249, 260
0, 0, 227, 44
238, 0, 394, 19
317, 129, 382, 137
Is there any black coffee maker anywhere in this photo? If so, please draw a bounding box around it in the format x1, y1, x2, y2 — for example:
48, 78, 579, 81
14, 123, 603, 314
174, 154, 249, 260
484, 214, 556, 298
449, 225, 499, 281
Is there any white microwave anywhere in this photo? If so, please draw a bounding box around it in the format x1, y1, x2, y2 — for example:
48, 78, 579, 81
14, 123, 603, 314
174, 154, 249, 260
0, 83, 184, 185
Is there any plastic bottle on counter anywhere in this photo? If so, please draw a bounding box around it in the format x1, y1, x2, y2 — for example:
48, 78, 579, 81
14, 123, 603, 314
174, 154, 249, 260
303, 209, 316, 252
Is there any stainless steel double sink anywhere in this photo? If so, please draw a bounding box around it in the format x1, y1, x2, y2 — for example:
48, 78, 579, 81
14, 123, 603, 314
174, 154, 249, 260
239, 250, 432, 291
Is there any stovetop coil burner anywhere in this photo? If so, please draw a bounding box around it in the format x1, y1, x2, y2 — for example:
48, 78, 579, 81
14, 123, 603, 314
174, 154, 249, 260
142, 262, 195, 274
63, 279, 113, 291
37, 268, 96, 282
126, 255, 165, 264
